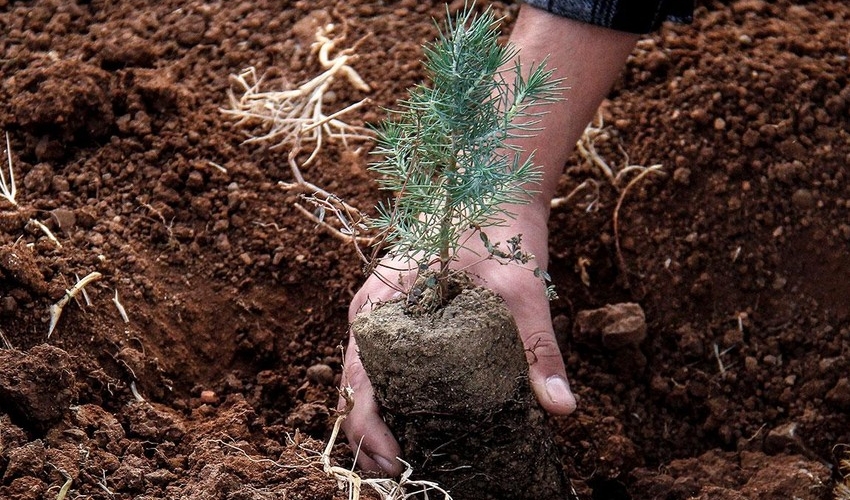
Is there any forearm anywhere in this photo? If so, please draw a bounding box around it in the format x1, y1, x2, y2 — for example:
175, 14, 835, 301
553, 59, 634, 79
508, 5, 639, 221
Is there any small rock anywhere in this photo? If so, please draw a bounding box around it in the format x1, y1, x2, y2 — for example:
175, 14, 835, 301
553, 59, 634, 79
3, 440, 45, 479
764, 422, 806, 455
199, 390, 217, 404
285, 402, 329, 433
23, 163, 54, 193
1, 295, 17, 314
675, 324, 704, 358
306, 363, 334, 386
186, 170, 205, 189
574, 303, 647, 349
673, 167, 691, 186
791, 188, 815, 209
50, 208, 76, 232
826, 377, 850, 409
124, 400, 186, 442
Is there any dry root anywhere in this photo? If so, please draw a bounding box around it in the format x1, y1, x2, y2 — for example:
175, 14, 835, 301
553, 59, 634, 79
575, 115, 664, 191
223, 23, 373, 167
48, 271, 102, 338
322, 387, 454, 500
836, 452, 850, 500
225, 23, 377, 256
1, 131, 18, 207
554, 115, 666, 291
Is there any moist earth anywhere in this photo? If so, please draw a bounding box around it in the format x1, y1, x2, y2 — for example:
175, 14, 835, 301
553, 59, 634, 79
1, 0, 848, 499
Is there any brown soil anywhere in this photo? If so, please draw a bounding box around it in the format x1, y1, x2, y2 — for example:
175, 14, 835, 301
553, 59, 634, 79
0, 0, 848, 499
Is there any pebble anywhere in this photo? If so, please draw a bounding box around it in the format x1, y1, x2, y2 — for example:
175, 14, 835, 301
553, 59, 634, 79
50, 208, 76, 232
574, 303, 647, 349
791, 188, 815, 209
199, 390, 217, 404
826, 377, 850, 409
764, 422, 806, 455
306, 363, 334, 385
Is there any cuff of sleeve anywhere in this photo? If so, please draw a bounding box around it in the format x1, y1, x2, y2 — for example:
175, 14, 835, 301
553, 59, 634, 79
522, 0, 694, 34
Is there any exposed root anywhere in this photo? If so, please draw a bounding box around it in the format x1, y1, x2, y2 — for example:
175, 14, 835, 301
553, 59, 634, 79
112, 289, 129, 323
569, 115, 666, 290
48, 271, 102, 338
612, 164, 665, 289
222, 23, 373, 166
550, 179, 600, 211
225, 23, 378, 262
576, 115, 659, 191
837, 452, 850, 500
0, 327, 13, 349
28, 218, 62, 248
323, 387, 454, 500
1, 131, 18, 208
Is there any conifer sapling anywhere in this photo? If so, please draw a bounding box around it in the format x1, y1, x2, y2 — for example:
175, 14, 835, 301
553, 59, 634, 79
368, 5, 562, 305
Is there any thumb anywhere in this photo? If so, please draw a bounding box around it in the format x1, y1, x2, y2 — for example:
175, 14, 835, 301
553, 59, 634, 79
523, 328, 577, 415
504, 289, 577, 416
339, 334, 404, 475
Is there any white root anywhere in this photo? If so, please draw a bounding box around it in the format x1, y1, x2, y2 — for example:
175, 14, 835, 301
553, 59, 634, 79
129, 381, 145, 402
0, 327, 13, 349
222, 24, 373, 166
112, 289, 129, 323
75, 273, 93, 306
1, 131, 18, 207
225, 24, 377, 256
48, 272, 102, 338
28, 218, 62, 248
575, 115, 664, 192
321, 387, 454, 500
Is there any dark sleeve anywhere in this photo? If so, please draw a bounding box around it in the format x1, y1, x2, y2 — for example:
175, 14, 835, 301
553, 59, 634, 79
522, 0, 694, 34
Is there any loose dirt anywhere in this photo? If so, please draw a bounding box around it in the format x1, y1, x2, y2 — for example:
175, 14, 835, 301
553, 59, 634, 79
1, 0, 848, 499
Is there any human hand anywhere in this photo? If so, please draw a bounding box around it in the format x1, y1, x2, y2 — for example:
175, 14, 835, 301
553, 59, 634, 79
338, 205, 577, 475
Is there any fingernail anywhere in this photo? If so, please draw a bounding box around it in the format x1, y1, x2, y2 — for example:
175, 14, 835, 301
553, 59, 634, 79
545, 375, 574, 407
373, 455, 397, 474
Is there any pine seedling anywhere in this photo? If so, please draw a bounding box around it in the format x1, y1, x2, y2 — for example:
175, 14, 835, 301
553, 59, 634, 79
368, 5, 562, 301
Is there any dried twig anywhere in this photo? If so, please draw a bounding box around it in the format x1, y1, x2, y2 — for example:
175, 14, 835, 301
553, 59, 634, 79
207, 160, 228, 173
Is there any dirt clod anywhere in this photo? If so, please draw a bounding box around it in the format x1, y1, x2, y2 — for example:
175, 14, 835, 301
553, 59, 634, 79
574, 302, 647, 349
0, 345, 76, 431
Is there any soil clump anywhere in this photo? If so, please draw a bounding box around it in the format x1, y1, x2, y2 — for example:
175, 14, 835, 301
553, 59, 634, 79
354, 278, 566, 499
